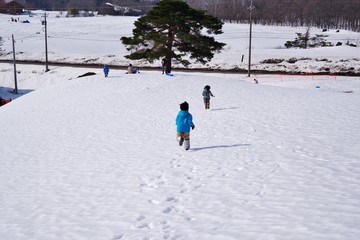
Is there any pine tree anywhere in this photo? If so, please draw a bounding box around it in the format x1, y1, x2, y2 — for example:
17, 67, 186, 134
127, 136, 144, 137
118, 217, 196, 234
121, 0, 226, 73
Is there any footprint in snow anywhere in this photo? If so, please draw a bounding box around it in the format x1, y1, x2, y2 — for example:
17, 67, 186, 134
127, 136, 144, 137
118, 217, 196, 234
163, 206, 173, 213
111, 234, 123, 240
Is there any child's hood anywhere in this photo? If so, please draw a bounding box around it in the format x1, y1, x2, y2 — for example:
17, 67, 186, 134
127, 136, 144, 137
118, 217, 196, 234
178, 110, 190, 116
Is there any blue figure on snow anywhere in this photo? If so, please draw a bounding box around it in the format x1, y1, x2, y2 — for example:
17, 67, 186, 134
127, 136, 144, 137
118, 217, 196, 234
103, 64, 109, 77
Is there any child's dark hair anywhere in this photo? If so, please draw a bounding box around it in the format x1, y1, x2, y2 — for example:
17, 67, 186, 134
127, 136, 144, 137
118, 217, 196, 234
180, 101, 189, 111
204, 85, 211, 90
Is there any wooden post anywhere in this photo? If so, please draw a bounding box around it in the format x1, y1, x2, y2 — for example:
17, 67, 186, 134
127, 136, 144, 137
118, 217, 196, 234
12, 34, 18, 94
44, 12, 49, 72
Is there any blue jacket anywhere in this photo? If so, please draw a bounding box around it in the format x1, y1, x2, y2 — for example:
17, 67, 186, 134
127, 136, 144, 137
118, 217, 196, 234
103, 65, 109, 74
176, 110, 193, 132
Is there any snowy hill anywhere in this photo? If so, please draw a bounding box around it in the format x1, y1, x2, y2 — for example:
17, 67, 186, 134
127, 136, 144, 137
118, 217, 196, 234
1, 65, 360, 239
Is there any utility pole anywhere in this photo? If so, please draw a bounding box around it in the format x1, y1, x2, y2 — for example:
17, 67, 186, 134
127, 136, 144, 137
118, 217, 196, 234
12, 34, 18, 94
248, 0, 255, 77
43, 12, 49, 72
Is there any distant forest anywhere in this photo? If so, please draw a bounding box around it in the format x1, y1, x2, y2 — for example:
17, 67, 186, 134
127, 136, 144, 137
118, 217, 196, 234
23, 0, 360, 32
22, 0, 157, 13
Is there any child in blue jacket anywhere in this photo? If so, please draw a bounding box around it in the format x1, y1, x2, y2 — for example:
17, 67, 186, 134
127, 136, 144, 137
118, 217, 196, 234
103, 64, 109, 77
176, 101, 195, 150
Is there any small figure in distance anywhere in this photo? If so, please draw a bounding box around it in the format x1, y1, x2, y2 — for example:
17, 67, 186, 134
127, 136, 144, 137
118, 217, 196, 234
103, 64, 109, 77
202, 85, 215, 109
126, 63, 140, 74
161, 58, 167, 74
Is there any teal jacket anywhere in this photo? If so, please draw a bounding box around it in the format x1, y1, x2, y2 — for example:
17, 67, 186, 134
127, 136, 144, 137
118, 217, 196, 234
176, 110, 193, 132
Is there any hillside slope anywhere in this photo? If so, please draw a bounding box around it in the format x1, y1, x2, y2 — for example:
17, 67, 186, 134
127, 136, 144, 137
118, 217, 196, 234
1, 70, 360, 239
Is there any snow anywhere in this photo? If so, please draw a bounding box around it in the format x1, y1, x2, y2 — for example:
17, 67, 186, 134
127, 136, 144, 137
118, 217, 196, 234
1, 11, 360, 240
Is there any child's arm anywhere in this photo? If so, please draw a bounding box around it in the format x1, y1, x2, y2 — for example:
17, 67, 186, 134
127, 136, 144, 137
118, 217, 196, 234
188, 115, 195, 130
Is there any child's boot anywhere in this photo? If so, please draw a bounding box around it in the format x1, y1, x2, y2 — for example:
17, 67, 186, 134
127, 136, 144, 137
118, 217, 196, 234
184, 140, 190, 150
179, 137, 184, 146
177, 136, 184, 146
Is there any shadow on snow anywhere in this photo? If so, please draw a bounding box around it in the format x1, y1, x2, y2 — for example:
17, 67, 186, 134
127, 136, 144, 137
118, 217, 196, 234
0, 87, 33, 100
211, 107, 241, 111
190, 144, 250, 151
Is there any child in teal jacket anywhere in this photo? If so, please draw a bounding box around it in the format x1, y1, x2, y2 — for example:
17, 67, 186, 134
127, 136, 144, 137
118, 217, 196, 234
176, 101, 195, 150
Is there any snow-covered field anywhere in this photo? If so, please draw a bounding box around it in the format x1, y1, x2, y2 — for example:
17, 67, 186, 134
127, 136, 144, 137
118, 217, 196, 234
1, 11, 360, 240
0, 11, 359, 73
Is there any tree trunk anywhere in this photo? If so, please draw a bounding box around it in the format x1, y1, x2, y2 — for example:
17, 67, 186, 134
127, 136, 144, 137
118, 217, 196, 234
166, 28, 174, 73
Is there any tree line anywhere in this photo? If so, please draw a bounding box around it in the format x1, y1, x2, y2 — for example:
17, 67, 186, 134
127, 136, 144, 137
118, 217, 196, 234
22, 0, 157, 13
187, 0, 360, 32
22, 0, 359, 32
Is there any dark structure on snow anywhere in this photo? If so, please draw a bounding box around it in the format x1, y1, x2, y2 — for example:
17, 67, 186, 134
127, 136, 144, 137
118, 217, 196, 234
0, 0, 26, 14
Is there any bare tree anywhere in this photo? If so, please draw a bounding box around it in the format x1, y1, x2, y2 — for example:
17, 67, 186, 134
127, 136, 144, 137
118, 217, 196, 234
21, 0, 360, 31
186, 0, 359, 32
